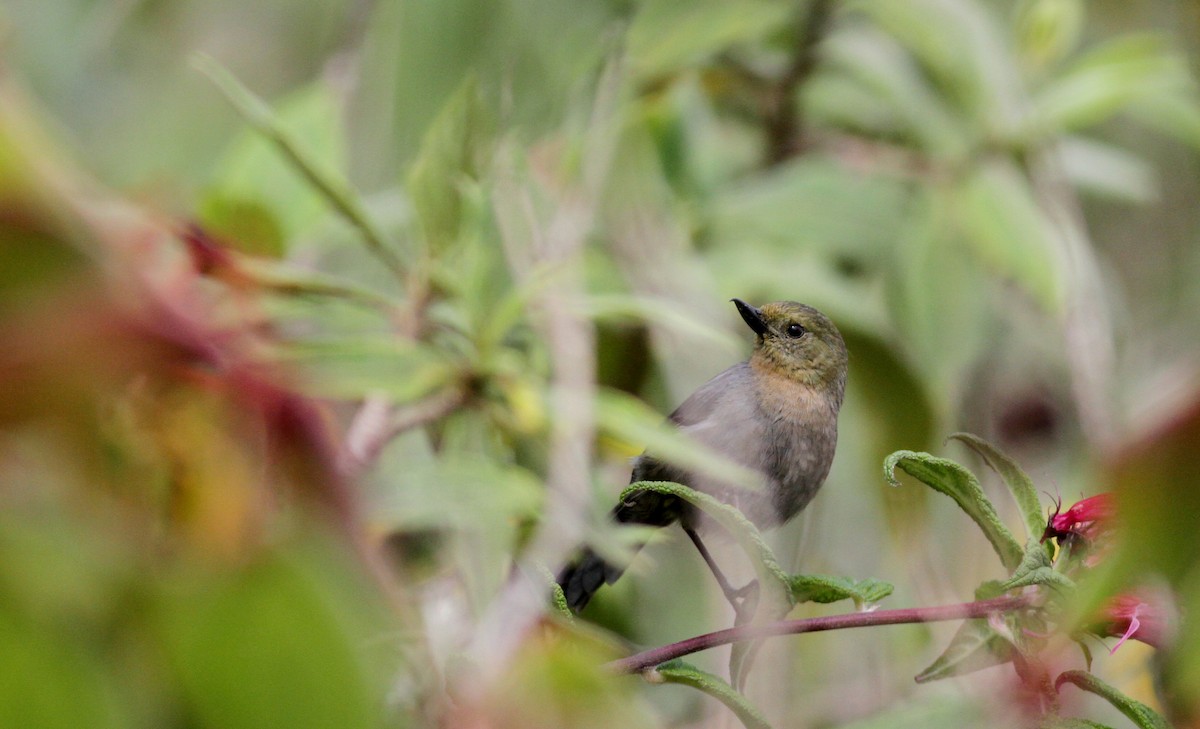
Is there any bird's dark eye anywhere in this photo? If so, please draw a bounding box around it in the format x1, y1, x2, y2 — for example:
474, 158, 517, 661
786, 323, 806, 338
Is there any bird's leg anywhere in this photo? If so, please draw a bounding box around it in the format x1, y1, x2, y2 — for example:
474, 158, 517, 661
684, 527, 760, 620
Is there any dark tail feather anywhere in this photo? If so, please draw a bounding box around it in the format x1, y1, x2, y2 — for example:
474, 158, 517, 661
557, 484, 683, 612
556, 547, 627, 613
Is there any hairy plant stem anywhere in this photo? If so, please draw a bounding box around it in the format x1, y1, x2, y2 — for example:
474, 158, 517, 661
609, 594, 1033, 674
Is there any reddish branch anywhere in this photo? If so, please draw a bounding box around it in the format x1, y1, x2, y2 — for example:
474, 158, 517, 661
608, 594, 1033, 674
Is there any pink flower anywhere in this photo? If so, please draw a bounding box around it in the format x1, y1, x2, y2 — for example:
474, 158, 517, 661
1041, 493, 1115, 544
1098, 594, 1168, 652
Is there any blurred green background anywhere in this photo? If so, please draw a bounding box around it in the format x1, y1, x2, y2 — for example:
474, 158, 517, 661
1, 0, 1199, 727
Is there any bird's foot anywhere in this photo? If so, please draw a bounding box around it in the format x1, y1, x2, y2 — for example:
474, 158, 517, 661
727, 579, 760, 624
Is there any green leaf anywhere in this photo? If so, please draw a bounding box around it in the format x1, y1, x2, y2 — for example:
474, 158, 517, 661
915, 618, 1012, 683
885, 450, 1024, 570
1015, 0, 1084, 70
653, 660, 772, 729
1039, 719, 1117, 729
788, 574, 894, 610
1055, 671, 1170, 729
194, 55, 403, 277
1000, 540, 1075, 592
817, 27, 968, 158
406, 76, 493, 254
278, 338, 454, 402
0, 609, 123, 729
160, 557, 380, 729
200, 83, 345, 254
952, 161, 1062, 312
1030, 34, 1190, 132
619, 481, 791, 612
947, 433, 1048, 550
915, 580, 1012, 683
628, 0, 790, 79
886, 191, 991, 411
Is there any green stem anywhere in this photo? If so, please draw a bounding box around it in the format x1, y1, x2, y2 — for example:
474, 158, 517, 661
193, 54, 406, 281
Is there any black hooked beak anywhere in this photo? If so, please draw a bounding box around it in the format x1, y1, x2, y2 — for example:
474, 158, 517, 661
731, 298, 769, 336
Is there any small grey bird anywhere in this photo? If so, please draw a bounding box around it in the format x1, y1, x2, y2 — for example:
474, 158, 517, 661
558, 299, 848, 612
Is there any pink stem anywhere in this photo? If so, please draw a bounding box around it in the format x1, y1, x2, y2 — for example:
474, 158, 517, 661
608, 594, 1033, 674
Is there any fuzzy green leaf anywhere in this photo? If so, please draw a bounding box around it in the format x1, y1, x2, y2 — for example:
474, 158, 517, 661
885, 450, 1024, 570
406, 76, 493, 254
788, 574, 895, 609
619, 481, 790, 612
1055, 671, 1170, 729
1001, 540, 1075, 592
1040, 719, 1117, 729
914, 617, 1012, 683
653, 660, 772, 729
948, 433, 1051, 552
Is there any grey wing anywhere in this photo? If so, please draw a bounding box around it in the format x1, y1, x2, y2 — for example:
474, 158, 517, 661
668, 363, 753, 427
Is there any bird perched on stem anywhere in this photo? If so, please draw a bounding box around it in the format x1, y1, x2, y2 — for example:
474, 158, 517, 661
558, 299, 848, 614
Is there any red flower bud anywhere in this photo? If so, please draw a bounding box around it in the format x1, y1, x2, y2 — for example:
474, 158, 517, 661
1041, 493, 1115, 544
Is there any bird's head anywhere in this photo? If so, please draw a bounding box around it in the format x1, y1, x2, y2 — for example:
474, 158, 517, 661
732, 299, 848, 399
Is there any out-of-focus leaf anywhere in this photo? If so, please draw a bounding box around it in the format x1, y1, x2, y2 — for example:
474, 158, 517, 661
947, 432, 1047, 548
1055, 670, 1170, 729
653, 660, 772, 729
885, 450, 1024, 570
278, 338, 454, 402
1124, 92, 1200, 151
887, 191, 990, 412
1014, 0, 1084, 70
195, 56, 402, 275
833, 695, 991, 728
1056, 136, 1157, 202
818, 27, 968, 158
486, 628, 657, 729
160, 557, 380, 729
583, 293, 738, 352
915, 582, 1012, 683
595, 388, 765, 492
1040, 719, 1117, 729
199, 83, 344, 254
406, 77, 493, 254
628, 0, 790, 80
1030, 34, 1189, 132
788, 574, 894, 609
373, 457, 543, 530
855, 0, 1018, 124
0, 609, 123, 729
707, 155, 910, 269
915, 617, 1012, 683
953, 160, 1061, 312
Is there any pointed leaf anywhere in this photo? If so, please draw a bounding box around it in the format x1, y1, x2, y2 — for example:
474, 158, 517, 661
915, 617, 1013, 683
1040, 719, 1117, 729
885, 450, 1024, 570
406, 76, 493, 254
788, 574, 894, 609
653, 660, 772, 729
1055, 671, 1170, 729
619, 481, 791, 613
947, 433, 1049, 554
1000, 542, 1075, 593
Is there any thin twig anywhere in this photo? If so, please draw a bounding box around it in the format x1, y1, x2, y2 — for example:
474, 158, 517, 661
609, 594, 1033, 674
192, 54, 406, 281
340, 387, 466, 477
